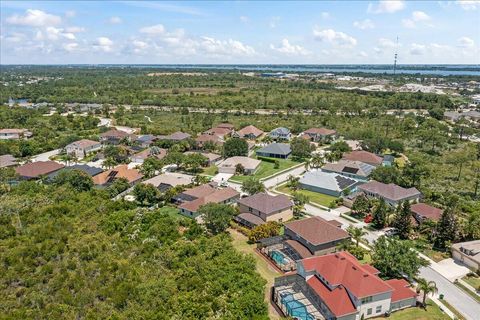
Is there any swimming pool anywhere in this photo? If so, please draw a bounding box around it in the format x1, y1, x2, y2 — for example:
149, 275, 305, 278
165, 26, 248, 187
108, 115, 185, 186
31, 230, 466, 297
281, 293, 315, 320
270, 250, 288, 266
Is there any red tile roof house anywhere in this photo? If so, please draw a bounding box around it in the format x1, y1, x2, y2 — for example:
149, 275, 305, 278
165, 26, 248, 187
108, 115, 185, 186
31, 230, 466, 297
174, 183, 240, 219
92, 164, 143, 186
65, 139, 102, 159
0, 128, 33, 140
195, 134, 225, 147
302, 128, 337, 142
157, 131, 192, 142
130, 147, 167, 164
357, 181, 422, 207
15, 161, 65, 180
272, 251, 417, 320
410, 203, 443, 225
233, 125, 265, 140
235, 193, 293, 228
342, 150, 383, 166
203, 127, 232, 139
99, 129, 135, 145
258, 217, 350, 272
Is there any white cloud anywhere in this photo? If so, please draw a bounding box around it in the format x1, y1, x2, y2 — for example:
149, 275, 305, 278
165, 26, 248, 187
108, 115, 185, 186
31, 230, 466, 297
313, 27, 357, 47
4, 32, 26, 43
94, 37, 114, 52
455, 0, 479, 10
358, 51, 368, 57
458, 36, 475, 47
368, 0, 405, 14
410, 43, 426, 55
109, 16, 122, 24
199, 37, 256, 57
140, 24, 166, 35
7, 9, 61, 27
402, 11, 432, 28
269, 16, 280, 28
35, 27, 76, 41
353, 19, 375, 30
321, 12, 331, 19
378, 38, 396, 48
65, 10, 76, 18
270, 39, 311, 56
63, 42, 79, 52
65, 26, 85, 33
240, 16, 249, 23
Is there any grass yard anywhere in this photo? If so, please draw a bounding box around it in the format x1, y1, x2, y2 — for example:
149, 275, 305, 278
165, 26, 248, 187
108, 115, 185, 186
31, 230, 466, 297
202, 165, 218, 176
157, 206, 188, 221
388, 300, 450, 320
229, 157, 301, 183
229, 228, 281, 320
422, 249, 451, 263
462, 275, 480, 290
277, 184, 338, 207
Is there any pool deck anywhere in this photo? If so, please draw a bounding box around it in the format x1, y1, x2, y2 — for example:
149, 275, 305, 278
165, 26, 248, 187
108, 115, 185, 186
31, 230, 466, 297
274, 284, 324, 320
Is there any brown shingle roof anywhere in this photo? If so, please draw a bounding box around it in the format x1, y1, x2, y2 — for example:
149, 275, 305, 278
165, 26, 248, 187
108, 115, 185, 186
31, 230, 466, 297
358, 181, 421, 202
411, 203, 443, 221
195, 134, 224, 144
15, 161, 64, 178
285, 216, 350, 246
237, 125, 264, 138
92, 165, 143, 185
238, 193, 293, 215
304, 128, 337, 136
68, 139, 100, 149
179, 187, 239, 213
100, 129, 130, 139
342, 150, 383, 165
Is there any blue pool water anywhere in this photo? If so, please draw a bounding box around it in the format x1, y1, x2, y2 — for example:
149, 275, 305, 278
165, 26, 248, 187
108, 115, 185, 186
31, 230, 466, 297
281, 293, 315, 320
270, 250, 288, 265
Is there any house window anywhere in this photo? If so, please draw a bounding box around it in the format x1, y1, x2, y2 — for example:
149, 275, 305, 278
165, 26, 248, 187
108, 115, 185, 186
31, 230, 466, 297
361, 296, 373, 304
367, 308, 372, 315
249, 207, 252, 212
376, 306, 382, 313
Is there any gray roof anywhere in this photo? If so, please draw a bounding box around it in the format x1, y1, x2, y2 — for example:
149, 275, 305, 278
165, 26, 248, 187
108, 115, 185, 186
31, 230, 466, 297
0, 154, 17, 168
136, 134, 156, 143
358, 181, 421, 201
300, 170, 359, 192
238, 193, 293, 215
322, 160, 375, 178
256, 143, 291, 156
270, 127, 290, 135
48, 164, 103, 179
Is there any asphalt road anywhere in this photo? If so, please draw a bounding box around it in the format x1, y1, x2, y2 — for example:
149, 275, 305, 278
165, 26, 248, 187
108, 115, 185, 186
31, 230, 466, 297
419, 266, 480, 320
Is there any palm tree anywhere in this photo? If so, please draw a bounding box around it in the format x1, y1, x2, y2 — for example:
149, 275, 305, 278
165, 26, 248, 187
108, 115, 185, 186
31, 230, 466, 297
310, 154, 325, 169
347, 226, 367, 247
286, 175, 300, 191
416, 278, 438, 308
102, 157, 117, 169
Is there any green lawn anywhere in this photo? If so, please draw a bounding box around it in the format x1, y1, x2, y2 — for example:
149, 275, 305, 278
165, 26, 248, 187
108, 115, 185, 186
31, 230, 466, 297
422, 248, 450, 263
389, 301, 450, 320
463, 275, 480, 290
157, 206, 188, 221
202, 165, 218, 176
277, 184, 338, 207
229, 157, 301, 183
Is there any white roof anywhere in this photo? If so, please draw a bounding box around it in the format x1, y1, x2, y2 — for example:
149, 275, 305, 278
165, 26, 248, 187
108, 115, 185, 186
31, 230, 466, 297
218, 156, 261, 170
143, 172, 193, 187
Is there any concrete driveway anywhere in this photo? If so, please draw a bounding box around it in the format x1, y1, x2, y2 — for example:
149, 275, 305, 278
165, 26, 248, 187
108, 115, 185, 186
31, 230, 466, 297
434, 258, 471, 282
31, 148, 61, 162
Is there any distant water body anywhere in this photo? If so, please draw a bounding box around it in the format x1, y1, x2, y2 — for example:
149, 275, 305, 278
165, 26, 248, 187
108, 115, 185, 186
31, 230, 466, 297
113, 64, 480, 76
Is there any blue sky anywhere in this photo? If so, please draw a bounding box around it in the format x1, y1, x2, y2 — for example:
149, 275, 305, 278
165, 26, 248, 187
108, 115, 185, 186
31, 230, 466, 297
1, 1, 479, 64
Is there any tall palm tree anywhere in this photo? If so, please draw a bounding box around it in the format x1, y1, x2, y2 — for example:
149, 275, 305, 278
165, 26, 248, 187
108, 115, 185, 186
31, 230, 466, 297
310, 154, 325, 169
416, 278, 438, 308
347, 226, 367, 247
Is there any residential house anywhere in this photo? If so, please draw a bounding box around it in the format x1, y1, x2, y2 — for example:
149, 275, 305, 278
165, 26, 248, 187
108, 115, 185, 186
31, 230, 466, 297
357, 181, 421, 207
99, 129, 135, 145
322, 160, 375, 181
235, 193, 293, 228
218, 156, 261, 174
195, 134, 225, 147
300, 170, 362, 197
256, 143, 291, 159
174, 183, 239, 218
273, 252, 417, 320
92, 164, 143, 186
47, 164, 103, 180
0, 154, 17, 168
136, 134, 157, 148
158, 131, 192, 142
15, 161, 65, 180
130, 147, 167, 164
302, 128, 337, 142
410, 203, 443, 225
184, 151, 222, 166
452, 240, 480, 271
0, 128, 32, 140
143, 172, 193, 192
204, 127, 232, 139
342, 151, 383, 166
234, 125, 264, 140
65, 139, 102, 159
216, 123, 235, 130
269, 127, 291, 141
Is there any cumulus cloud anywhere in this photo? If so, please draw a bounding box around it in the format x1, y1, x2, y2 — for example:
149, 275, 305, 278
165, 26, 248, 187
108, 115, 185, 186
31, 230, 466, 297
7, 9, 61, 27
358, 51, 368, 58
458, 36, 475, 47
200, 37, 256, 57
313, 27, 357, 47
455, 0, 479, 10
402, 10, 432, 28
353, 19, 375, 30
109, 16, 122, 24
373, 38, 397, 54
94, 37, 114, 52
368, 1, 405, 14
35, 27, 76, 41
65, 26, 86, 33
4, 32, 27, 43
410, 43, 426, 55
63, 42, 79, 52
140, 24, 166, 35
270, 39, 311, 56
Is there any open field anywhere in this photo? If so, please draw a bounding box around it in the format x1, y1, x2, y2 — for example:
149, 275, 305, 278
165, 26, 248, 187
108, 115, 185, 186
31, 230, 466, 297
145, 86, 248, 95
277, 184, 338, 207
229, 157, 300, 183
229, 229, 281, 320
